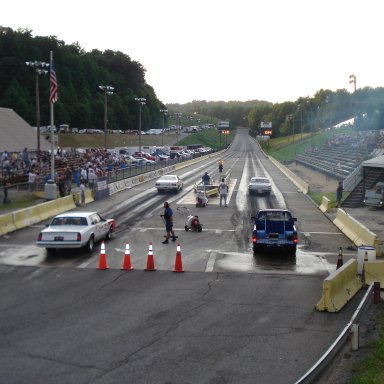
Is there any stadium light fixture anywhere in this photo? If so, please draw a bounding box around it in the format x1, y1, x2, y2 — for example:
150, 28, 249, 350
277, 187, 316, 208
26, 61, 49, 158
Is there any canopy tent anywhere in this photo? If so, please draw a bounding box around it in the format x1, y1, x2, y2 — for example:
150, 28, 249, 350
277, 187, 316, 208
0, 107, 51, 152
362, 155, 384, 169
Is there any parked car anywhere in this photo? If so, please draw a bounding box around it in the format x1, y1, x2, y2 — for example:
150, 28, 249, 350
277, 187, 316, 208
248, 177, 272, 195
139, 158, 156, 164
36, 212, 116, 253
133, 152, 156, 161
126, 155, 144, 166
251, 209, 298, 255
155, 175, 183, 193
157, 154, 170, 161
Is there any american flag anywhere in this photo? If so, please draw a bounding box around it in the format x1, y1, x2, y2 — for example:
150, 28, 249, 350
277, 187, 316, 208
50, 59, 58, 104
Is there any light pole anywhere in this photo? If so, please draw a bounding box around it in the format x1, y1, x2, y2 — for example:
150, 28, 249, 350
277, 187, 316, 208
160, 109, 168, 146
174, 113, 182, 136
306, 100, 315, 150
135, 97, 146, 152
26, 61, 49, 159
349, 74, 356, 92
349, 74, 357, 129
99, 85, 114, 150
297, 105, 303, 141
286, 114, 294, 143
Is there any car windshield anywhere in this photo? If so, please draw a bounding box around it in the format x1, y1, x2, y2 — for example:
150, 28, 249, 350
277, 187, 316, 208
160, 176, 176, 180
51, 217, 88, 226
251, 178, 269, 183
257, 211, 291, 222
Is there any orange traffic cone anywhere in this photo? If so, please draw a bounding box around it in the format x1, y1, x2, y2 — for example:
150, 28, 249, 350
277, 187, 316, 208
145, 242, 156, 271
336, 247, 343, 270
97, 241, 109, 270
173, 243, 184, 273
121, 242, 133, 270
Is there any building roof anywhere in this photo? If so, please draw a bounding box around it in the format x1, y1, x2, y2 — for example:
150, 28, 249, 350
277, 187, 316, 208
0, 107, 51, 152
362, 155, 384, 168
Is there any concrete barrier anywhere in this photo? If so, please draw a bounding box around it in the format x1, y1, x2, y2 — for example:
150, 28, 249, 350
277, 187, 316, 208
85, 189, 94, 204
268, 156, 310, 194
319, 196, 331, 213
12, 206, 42, 230
37, 200, 61, 221
316, 259, 363, 312
56, 195, 77, 213
0, 213, 17, 236
363, 260, 384, 286
333, 208, 377, 248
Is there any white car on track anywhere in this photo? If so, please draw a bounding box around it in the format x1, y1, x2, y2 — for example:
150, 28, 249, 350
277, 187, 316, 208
36, 212, 116, 253
155, 175, 183, 193
248, 177, 272, 195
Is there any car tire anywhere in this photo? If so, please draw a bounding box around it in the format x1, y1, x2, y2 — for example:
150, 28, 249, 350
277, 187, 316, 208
105, 226, 113, 241
46, 248, 55, 255
86, 235, 95, 253
185, 225, 189, 231
253, 244, 262, 254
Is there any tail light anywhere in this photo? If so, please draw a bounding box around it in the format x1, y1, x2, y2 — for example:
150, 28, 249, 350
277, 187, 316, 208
252, 235, 257, 244
76, 233, 81, 241
37, 233, 42, 241
293, 233, 298, 244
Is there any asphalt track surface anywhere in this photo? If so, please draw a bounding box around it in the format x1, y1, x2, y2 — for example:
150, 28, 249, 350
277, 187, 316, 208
0, 129, 372, 384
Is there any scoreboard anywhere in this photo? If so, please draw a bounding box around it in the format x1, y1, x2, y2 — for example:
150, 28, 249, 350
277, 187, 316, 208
263, 129, 272, 136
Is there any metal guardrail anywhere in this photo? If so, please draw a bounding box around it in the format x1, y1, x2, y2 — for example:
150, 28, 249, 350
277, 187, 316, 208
343, 165, 363, 192
0, 182, 33, 205
294, 283, 374, 384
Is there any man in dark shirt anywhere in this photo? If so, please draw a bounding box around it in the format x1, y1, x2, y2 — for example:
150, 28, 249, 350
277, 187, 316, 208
161, 201, 177, 244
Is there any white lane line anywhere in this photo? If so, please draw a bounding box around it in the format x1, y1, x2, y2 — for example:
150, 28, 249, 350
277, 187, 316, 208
134, 227, 237, 232
235, 157, 249, 212
300, 231, 345, 235
205, 252, 216, 272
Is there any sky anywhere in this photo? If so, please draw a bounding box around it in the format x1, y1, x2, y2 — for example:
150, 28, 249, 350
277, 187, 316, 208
2, 0, 383, 105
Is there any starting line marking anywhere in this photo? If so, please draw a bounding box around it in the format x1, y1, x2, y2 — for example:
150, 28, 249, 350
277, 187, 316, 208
134, 227, 236, 232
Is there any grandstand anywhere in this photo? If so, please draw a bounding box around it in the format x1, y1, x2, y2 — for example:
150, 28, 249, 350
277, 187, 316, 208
294, 127, 384, 207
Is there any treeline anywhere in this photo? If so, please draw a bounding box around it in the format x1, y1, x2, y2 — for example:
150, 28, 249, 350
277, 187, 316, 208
0, 26, 164, 130
169, 88, 384, 138
1, 26, 384, 137
167, 100, 271, 127
246, 87, 384, 138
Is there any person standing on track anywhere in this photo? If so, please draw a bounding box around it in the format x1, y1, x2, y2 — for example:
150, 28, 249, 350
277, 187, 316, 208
219, 178, 228, 207
336, 181, 343, 207
161, 201, 177, 244
202, 172, 210, 185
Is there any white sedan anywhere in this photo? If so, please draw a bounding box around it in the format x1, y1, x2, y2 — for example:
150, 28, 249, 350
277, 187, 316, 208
36, 212, 116, 253
248, 177, 272, 195
155, 175, 183, 193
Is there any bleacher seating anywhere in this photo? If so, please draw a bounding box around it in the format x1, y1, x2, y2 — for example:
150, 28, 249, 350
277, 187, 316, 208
295, 131, 379, 181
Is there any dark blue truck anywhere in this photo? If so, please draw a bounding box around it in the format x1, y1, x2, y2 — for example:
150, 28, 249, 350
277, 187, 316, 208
252, 209, 298, 255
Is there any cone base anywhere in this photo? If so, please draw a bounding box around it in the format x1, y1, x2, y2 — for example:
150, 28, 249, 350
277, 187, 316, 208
121, 266, 134, 271
97, 266, 109, 270
145, 268, 157, 271
173, 268, 184, 273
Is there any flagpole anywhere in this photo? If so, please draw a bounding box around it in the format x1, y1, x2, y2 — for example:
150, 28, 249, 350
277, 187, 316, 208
50, 51, 55, 181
